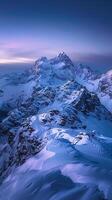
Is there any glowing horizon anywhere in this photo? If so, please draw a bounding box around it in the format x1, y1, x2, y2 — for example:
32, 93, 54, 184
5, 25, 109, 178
0, 57, 34, 64
0, 0, 112, 70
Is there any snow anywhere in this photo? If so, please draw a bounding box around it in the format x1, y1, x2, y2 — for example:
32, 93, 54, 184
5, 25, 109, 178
0, 53, 112, 200
0, 75, 36, 109
61, 163, 112, 199
1, 129, 112, 200
53, 62, 65, 68
98, 93, 112, 113
75, 64, 112, 113
18, 147, 55, 172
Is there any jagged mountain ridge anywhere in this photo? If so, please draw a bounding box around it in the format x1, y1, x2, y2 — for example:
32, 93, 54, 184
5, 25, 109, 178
75, 63, 112, 112
0, 53, 112, 199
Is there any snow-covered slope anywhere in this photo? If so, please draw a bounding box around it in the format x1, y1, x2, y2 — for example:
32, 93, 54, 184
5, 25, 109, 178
75, 64, 112, 112
0, 71, 36, 121
0, 53, 112, 200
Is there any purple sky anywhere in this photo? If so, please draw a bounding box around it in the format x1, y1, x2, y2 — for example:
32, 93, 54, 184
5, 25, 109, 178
0, 0, 112, 71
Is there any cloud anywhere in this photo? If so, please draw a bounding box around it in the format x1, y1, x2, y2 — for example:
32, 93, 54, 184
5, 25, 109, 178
0, 40, 63, 64
0, 41, 40, 63
0, 40, 112, 70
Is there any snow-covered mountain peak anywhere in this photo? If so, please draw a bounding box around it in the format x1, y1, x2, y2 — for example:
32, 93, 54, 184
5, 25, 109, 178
33, 53, 75, 86
34, 52, 74, 68
54, 52, 74, 66
58, 51, 68, 58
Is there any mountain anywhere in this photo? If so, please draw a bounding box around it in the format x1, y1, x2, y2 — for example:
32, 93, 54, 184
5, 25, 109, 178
0, 53, 112, 200
33, 52, 75, 86
0, 71, 36, 122
75, 64, 112, 112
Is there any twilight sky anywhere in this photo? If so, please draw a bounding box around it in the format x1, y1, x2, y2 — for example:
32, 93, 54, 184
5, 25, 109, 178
0, 0, 112, 71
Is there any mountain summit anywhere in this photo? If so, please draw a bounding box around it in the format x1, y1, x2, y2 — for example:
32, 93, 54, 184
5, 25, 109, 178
33, 53, 75, 86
